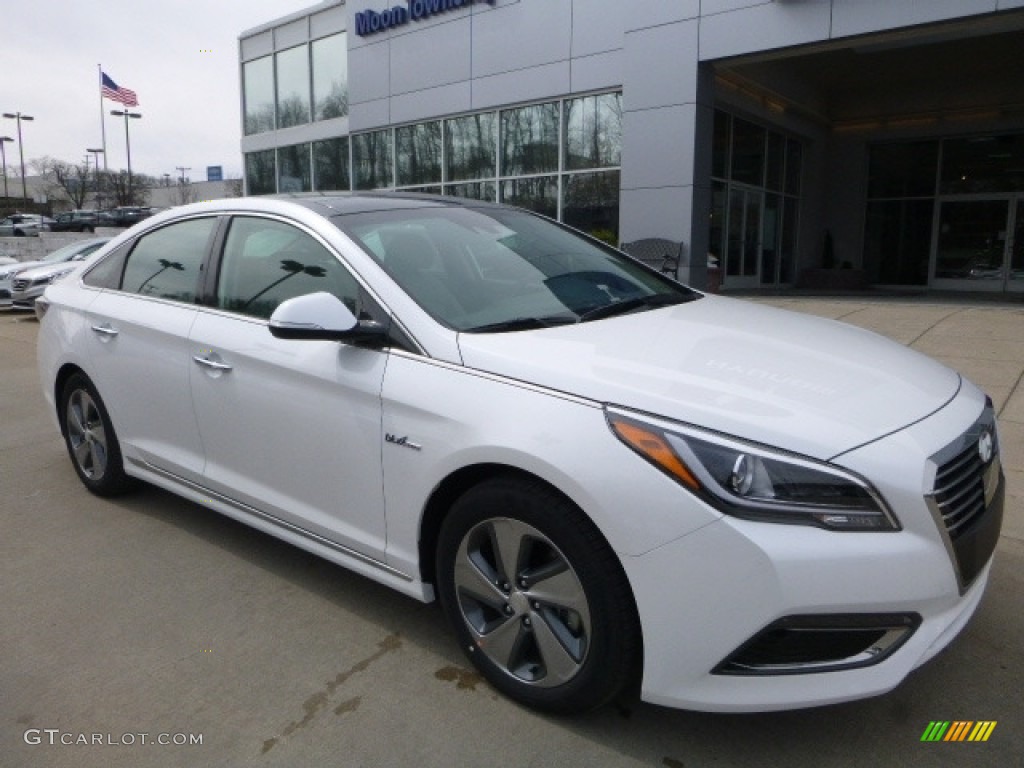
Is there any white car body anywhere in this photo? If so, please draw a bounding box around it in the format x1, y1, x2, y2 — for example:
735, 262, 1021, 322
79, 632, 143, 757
36, 195, 1003, 713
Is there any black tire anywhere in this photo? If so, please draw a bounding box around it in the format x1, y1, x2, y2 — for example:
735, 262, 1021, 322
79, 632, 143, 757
14, 229, 25, 237
437, 475, 640, 714
60, 373, 135, 496
85, 226, 94, 233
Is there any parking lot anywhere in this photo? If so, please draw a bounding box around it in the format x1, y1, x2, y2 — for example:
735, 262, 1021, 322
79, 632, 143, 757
2, 297, 1022, 768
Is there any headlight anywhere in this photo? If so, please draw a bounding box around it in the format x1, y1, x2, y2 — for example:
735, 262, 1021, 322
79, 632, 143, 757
48, 269, 74, 284
607, 408, 898, 531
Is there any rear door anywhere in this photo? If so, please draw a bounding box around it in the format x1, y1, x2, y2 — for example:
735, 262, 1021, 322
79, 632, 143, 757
83, 216, 219, 482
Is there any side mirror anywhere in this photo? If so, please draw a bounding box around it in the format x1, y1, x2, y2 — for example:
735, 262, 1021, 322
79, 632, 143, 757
268, 291, 389, 344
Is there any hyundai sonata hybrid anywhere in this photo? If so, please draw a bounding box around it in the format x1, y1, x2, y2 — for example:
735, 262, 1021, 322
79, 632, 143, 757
36, 194, 1003, 714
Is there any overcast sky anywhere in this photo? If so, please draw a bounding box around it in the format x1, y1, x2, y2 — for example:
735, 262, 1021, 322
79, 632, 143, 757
2, 0, 325, 183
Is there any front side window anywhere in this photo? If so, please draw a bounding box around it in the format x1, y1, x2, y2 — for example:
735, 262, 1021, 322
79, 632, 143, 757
216, 217, 360, 320
120, 218, 216, 303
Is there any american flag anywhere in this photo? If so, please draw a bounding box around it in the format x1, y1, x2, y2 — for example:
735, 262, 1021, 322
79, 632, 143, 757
101, 72, 139, 107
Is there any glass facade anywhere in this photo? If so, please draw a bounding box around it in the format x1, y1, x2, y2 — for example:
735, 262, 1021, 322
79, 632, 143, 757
353, 130, 394, 190
243, 57, 274, 136
276, 45, 311, 129
244, 92, 623, 241
396, 122, 442, 187
312, 33, 348, 121
314, 137, 350, 191
278, 143, 311, 192
245, 150, 276, 195
242, 32, 347, 136
865, 132, 1024, 288
709, 110, 802, 285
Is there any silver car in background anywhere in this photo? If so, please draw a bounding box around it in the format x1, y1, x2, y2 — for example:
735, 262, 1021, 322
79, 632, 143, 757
1, 238, 110, 307
10, 238, 110, 309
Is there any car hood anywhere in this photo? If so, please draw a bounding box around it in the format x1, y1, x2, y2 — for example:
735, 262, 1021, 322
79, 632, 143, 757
0, 259, 47, 278
456, 295, 960, 460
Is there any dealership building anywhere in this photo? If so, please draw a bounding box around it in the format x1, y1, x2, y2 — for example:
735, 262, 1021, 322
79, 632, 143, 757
239, 0, 1024, 294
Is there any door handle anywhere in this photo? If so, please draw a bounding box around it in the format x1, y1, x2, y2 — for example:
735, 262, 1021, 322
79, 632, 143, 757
192, 355, 233, 372
90, 324, 119, 338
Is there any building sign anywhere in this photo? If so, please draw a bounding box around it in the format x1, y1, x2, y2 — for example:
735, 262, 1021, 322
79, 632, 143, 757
355, 0, 496, 37
207, 166, 223, 182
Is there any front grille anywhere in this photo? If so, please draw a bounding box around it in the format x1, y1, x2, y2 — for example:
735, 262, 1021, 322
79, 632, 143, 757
12, 278, 30, 292
933, 444, 986, 539
927, 406, 1004, 591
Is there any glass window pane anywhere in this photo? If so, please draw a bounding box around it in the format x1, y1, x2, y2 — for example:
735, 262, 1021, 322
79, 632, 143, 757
731, 118, 765, 186
500, 176, 558, 219
217, 217, 360, 320
245, 150, 276, 195
445, 181, 496, 201
314, 137, 350, 191
779, 197, 797, 284
276, 45, 310, 129
935, 200, 1008, 279
353, 130, 393, 190
712, 110, 730, 179
709, 180, 727, 268
501, 102, 559, 176
396, 122, 442, 186
940, 133, 1024, 195
867, 141, 938, 198
564, 93, 622, 170
121, 218, 215, 302
562, 171, 620, 245
863, 199, 933, 285
784, 138, 802, 196
765, 132, 784, 191
312, 33, 348, 121
243, 56, 274, 135
445, 113, 496, 181
278, 143, 311, 192
761, 193, 780, 284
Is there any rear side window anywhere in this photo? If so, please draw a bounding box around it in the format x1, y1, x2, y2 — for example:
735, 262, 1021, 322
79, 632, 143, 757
120, 218, 216, 302
215, 216, 360, 319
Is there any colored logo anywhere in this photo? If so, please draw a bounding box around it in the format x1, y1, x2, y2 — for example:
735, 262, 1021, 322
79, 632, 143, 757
921, 721, 997, 742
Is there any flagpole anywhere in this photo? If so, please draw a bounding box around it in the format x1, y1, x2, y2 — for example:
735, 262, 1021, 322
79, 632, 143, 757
98, 64, 108, 170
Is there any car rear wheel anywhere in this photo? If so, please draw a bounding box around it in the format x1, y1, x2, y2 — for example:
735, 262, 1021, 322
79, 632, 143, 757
60, 373, 134, 496
437, 476, 640, 714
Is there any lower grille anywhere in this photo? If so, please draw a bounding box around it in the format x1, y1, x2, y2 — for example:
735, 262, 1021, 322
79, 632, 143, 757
713, 613, 920, 675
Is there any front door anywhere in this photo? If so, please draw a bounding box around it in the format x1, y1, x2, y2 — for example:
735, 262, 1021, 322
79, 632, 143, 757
724, 186, 763, 289
932, 196, 1024, 292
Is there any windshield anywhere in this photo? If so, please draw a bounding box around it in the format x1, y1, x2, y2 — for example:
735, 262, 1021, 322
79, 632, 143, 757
333, 206, 698, 332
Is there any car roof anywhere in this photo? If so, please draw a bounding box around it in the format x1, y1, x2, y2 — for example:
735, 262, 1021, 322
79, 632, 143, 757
282, 191, 504, 217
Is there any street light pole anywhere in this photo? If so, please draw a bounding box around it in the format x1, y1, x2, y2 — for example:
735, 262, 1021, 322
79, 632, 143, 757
0, 136, 13, 202
3, 112, 35, 207
87, 147, 105, 209
109, 109, 142, 203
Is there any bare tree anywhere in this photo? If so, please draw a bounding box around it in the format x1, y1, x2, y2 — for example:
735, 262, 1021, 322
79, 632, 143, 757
101, 170, 154, 207
30, 156, 92, 209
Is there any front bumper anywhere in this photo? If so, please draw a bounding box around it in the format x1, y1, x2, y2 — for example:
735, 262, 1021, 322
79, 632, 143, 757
623, 381, 1001, 712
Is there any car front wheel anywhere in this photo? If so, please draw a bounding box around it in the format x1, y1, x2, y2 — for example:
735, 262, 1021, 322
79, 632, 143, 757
437, 476, 640, 714
60, 373, 134, 496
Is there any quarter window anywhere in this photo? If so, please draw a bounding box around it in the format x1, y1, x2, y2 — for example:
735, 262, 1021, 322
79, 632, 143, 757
216, 217, 360, 320
120, 218, 215, 302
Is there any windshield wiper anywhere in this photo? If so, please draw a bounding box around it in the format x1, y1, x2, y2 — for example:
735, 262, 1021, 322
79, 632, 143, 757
577, 293, 689, 323
464, 315, 577, 333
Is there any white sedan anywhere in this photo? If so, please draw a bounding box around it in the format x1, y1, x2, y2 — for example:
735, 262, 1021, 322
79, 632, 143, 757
36, 194, 1003, 714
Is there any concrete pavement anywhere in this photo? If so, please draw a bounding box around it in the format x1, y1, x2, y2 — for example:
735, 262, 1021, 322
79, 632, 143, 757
1, 297, 1022, 768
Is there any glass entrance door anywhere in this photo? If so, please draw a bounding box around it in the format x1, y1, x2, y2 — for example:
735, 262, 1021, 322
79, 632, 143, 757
933, 197, 1024, 292
724, 186, 762, 288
